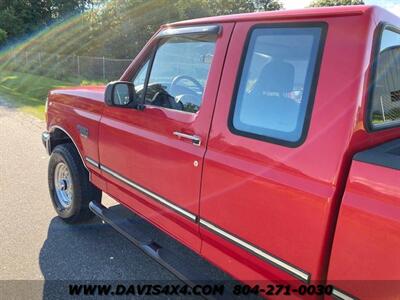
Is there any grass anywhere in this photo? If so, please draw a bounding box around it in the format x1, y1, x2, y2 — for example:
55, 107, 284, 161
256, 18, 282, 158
0, 71, 105, 119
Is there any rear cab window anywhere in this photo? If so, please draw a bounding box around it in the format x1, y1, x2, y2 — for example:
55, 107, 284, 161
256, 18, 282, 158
229, 23, 327, 146
368, 25, 400, 130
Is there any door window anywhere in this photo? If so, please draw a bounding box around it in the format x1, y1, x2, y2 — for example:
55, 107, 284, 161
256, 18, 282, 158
229, 25, 325, 145
143, 35, 216, 113
133, 59, 149, 98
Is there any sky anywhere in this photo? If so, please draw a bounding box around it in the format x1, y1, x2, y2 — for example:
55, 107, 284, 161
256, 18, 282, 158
281, 0, 400, 15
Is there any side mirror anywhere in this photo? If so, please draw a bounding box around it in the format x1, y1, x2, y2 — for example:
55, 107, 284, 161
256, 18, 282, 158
104, 81, 137, 107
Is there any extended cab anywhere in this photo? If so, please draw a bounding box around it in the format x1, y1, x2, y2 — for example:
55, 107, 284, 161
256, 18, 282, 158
42, 5, 400, 299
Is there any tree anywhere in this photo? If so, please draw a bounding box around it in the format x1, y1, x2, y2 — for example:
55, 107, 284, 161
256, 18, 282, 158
309, 0, 364, 7
0, 29, 7, 45
77, 0, 283, 58
207, 0, 282, 15
254, 0, 283, 11
0, 0, 93, 41
51, 0, 94, 19
0, 0, 285, 64
0, 6, 25, 39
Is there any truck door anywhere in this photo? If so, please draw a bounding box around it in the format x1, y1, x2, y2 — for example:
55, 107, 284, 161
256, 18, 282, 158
199, 21, 330, 283
98, 23, 234, 251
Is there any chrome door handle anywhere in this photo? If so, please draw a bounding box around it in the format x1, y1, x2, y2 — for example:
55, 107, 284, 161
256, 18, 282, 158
173, 131, 201, 146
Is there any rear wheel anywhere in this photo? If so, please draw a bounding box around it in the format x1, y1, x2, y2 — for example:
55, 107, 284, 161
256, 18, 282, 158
48, 143, 101, 223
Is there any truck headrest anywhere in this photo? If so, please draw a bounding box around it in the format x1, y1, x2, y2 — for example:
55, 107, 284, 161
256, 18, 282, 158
252, 60, 295, 96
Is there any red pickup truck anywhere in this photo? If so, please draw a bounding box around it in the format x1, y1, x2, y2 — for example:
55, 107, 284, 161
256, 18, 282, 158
42, 5, 400, 299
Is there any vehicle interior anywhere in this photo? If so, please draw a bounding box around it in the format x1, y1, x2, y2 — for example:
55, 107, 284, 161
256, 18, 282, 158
234, 27, 320, 140
134, 35, 217, 113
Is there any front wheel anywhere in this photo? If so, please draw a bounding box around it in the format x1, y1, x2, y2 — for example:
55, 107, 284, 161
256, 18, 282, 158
48, 143, 102, 223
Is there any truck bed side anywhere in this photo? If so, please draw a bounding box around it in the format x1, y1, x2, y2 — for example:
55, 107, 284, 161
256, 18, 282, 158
328, 139, 400, 299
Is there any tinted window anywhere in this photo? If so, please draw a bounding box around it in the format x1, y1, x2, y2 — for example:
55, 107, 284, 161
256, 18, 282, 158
230, 26, 324, 144
133, 59, 149, 99
144, 35, 216, 113
133, 59, 149, 89
369, 27, 400, 129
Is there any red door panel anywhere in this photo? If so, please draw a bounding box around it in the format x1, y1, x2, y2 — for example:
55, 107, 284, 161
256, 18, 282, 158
98, 23, 234, 251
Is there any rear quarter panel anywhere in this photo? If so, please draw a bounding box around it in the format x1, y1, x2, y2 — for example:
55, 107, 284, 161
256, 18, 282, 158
325, 8, 400, 299
327, 158, 400, 299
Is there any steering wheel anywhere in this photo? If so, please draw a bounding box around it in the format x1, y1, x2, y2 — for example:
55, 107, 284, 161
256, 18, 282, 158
170, 75, 203, 94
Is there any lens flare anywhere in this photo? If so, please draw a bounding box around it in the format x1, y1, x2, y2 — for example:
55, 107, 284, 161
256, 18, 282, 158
0, 0, 171, 118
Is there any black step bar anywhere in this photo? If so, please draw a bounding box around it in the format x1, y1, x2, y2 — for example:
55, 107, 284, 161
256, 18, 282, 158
89, 201, 246, 299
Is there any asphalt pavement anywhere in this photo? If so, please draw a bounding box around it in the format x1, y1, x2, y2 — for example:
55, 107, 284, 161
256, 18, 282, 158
0, 98, 232, 299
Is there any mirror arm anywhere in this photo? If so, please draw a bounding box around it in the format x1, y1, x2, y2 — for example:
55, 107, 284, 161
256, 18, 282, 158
136, 103, 146, 111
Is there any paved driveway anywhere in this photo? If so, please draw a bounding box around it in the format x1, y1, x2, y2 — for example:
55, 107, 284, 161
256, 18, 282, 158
0, 99, 231, 299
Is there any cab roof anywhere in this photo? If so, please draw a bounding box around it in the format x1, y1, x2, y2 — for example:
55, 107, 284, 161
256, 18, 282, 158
166, 5, 379, 27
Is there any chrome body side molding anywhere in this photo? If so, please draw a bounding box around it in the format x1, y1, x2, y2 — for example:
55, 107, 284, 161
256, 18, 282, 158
85, 157, 100, 168
83, 158, 311, 283
100, 164, 197, 222
332, 288, 357, 300
199, 219, 310, 283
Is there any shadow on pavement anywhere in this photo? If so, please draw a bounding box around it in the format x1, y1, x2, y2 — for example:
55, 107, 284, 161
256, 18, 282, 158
38, 209, 237, 299
39, 216, 175, 299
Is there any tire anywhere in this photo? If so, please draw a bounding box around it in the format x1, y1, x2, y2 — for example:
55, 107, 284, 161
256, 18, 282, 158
48, 143, 102, 223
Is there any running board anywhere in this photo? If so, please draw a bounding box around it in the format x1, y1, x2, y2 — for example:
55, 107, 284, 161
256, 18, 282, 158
89, 201, 240, 299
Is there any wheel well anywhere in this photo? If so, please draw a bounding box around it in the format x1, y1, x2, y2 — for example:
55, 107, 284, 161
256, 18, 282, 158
50, 128, 73, 152
49, 127, 89, 171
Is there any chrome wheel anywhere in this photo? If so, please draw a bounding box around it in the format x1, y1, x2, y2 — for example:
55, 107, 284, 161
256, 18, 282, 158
54, 162, 73, 209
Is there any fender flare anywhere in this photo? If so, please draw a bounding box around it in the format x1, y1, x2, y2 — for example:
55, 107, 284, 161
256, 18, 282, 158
49, 125, 88, 171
